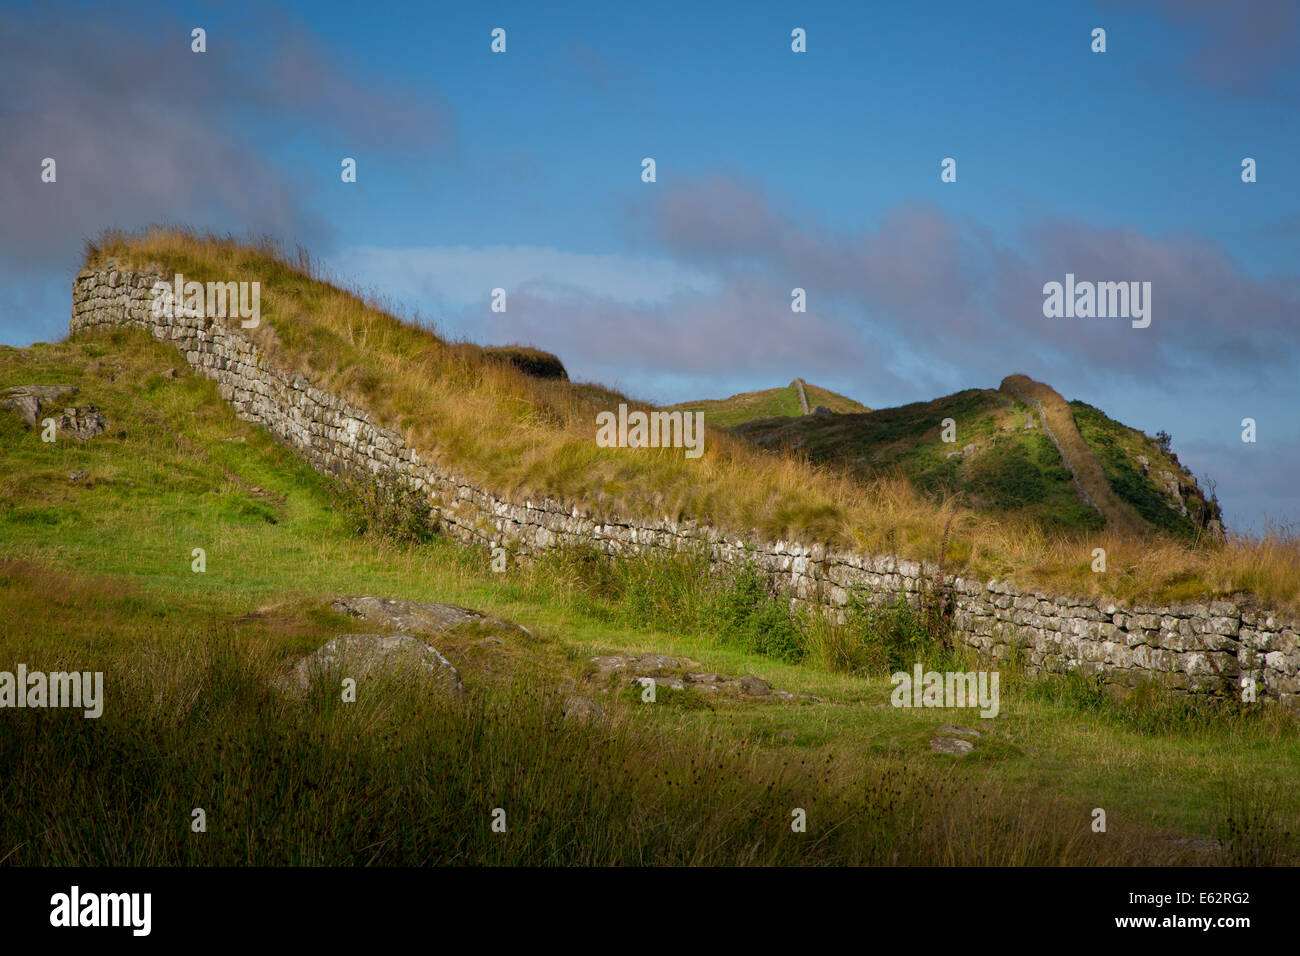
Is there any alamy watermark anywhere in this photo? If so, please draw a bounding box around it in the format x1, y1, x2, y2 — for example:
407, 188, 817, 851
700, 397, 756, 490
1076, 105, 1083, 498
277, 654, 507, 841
891, 664, 999, 718
1042, 273, 1150, 328
595, 403, 704, 459
0, 665, 104, 718
151, 273, 260, 328
50, 886, 150, 936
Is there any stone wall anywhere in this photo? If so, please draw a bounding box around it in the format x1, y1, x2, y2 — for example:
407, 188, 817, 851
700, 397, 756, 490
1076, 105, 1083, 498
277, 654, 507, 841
69, 266, 1300, 706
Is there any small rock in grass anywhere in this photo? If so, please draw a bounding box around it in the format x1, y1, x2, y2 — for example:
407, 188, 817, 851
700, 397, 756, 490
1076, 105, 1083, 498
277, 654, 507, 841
561, 695, 606, 723
930, 736, 975, 756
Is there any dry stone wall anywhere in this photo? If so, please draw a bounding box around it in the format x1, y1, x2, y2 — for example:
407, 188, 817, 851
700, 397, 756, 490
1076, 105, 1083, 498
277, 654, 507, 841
70, 266, 1300, 706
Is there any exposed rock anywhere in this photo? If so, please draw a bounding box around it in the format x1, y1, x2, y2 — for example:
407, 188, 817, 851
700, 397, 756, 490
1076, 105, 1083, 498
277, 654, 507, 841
59, 405, 107, 441
68, 470, 88, 483
331, 596, 525, 638
590, 653, 700, 679
482, 345, 568, 381
0, 386, 111, 441
930, 736, 975, 755
1, 385, 79, 427
687, 672, 726, 684
287, 633, 465, 699
737, 675, 772, 696
770, 688, 821, 701
592, 654, 820, 702
936, 724, 981, 738
639, 675, 687, 691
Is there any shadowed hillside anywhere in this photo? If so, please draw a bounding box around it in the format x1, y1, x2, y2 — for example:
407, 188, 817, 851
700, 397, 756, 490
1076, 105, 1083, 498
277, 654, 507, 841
726, 374, 1223, 541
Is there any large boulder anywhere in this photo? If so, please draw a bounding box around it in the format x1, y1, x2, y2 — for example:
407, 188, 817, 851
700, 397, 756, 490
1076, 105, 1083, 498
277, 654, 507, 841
288, 633, 466, 699
1, 385, 78, 427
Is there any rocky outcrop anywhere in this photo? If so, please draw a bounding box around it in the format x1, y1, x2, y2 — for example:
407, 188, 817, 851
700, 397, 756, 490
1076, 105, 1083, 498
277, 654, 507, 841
482, 345, 568, 381
1, 385, 106, 440
589, 653, 821, 701
70, 266, 1300, 707
1, 385, 79, 426
331, 596, 530, 639
58, 405, 107, 441
288, 633, 465, 699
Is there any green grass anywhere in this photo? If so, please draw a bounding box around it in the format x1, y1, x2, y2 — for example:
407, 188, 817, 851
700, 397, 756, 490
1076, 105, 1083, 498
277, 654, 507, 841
2, 330, 1298, 865
0, 626, 1195, 866
735, 388, 1107, 535
669, 380, 870, 429
1071, 400, 1219, 539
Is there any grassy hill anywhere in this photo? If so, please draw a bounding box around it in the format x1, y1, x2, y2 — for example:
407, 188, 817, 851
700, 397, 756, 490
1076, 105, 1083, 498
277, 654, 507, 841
729, 376, 1223, 542
2, 324, 1299, 865
667, 379, 870, 429
43, 229, 1299, 616
1070, 399, 1220, 538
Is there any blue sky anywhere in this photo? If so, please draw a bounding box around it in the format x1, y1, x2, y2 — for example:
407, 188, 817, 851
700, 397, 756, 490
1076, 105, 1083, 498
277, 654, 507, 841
2, 0, 1297, 532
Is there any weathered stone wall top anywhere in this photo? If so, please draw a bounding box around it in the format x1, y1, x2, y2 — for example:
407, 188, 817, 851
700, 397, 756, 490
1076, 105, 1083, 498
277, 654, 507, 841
69, 266, 1300, 706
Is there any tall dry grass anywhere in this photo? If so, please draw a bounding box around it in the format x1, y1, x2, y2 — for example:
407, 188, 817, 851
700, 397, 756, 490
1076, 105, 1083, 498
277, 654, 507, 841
83, 228, 1300, 614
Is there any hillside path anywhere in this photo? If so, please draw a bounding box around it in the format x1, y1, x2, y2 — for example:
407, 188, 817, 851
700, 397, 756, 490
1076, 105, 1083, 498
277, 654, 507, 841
999, 375, 1146, 537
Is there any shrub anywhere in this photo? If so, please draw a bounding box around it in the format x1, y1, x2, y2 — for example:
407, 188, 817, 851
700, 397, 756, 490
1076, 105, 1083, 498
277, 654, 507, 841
332, 472, 438, 546
709, 562, 807, 663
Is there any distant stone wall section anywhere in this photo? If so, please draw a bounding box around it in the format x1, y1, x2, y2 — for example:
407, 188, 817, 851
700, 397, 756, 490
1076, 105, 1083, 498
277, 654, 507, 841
70, 267, 1300, 706
792, 378, 811, 416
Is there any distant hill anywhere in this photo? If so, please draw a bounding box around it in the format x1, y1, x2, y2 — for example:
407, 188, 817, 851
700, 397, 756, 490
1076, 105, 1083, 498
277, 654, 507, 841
667, 379, 871, 430
726, 375, 1222, 539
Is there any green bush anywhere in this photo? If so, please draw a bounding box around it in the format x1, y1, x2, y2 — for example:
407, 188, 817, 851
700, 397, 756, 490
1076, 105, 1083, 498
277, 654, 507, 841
708, 562, 807, 663
332, 472, 438, 546
843, 587, 959, 674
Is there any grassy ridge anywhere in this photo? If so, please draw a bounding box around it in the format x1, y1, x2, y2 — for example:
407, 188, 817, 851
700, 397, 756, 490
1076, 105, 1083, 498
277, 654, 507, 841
67, 228, 1300, 613
668, 380, 870, 429
734, 388, 1106, 534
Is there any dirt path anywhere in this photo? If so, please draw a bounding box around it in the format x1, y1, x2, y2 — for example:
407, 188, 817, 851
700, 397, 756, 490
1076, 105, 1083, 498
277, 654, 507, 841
999, 374, 1146, 537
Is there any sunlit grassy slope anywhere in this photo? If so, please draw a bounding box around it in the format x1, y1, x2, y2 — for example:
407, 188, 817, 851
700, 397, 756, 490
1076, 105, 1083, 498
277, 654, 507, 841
74, 228, 1299, 612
